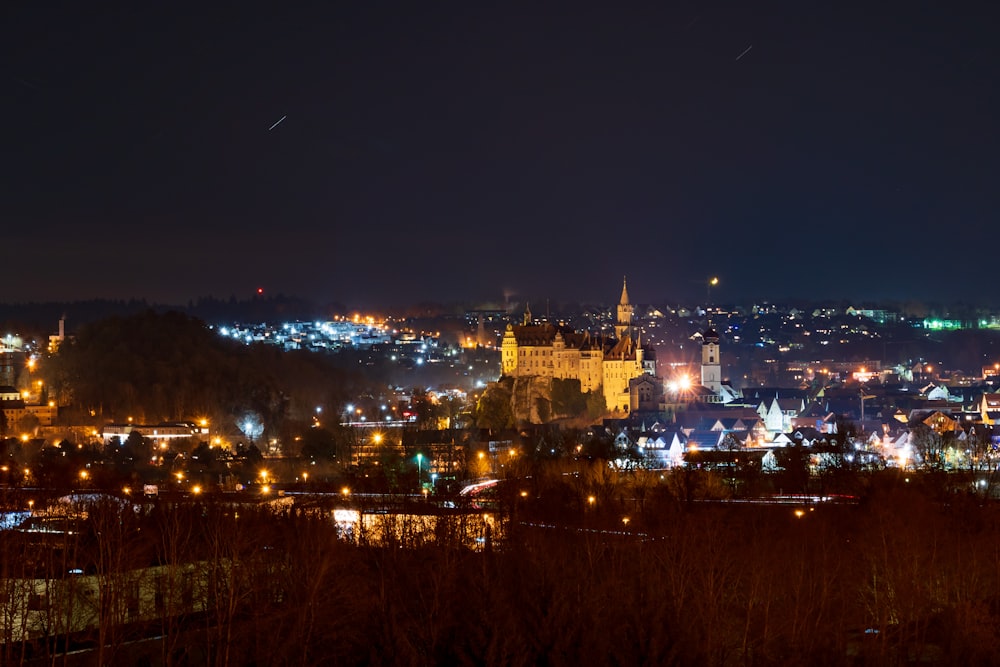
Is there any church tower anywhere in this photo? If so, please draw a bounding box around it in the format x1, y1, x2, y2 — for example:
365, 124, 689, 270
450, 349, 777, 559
615, 277, 633, 340
701, 327, 721, 394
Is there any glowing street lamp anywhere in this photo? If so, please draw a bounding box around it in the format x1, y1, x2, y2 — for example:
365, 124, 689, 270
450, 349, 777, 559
416, 453, 423, 487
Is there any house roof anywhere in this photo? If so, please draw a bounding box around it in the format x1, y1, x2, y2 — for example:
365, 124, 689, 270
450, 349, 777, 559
683, 430, 724, 450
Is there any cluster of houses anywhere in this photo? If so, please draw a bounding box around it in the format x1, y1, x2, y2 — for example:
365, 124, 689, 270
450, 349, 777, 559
607, 381, 1000, 471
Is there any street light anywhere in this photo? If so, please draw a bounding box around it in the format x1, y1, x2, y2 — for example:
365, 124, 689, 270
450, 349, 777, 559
416, 453, 423, 487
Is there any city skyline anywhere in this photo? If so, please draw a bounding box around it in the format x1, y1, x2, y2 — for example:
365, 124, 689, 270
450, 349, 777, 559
3, 2, 997, 307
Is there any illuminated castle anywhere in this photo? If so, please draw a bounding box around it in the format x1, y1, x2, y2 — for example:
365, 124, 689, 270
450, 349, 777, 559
500, 279, 655, 413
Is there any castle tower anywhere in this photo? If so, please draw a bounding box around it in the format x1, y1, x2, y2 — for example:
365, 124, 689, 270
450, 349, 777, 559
615, 277, 633, 340
701, 327, 721, 394
501, 324, 518, 376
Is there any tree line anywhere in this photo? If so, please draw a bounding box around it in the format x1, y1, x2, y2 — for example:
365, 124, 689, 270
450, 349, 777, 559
3, 469, 1000, 665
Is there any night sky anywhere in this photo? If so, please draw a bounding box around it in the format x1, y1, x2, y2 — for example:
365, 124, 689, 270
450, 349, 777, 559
3, 2, 997, 309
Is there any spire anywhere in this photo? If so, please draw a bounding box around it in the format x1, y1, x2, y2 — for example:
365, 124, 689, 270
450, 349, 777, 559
616, 277, 634, 340
523, 303, 532, 326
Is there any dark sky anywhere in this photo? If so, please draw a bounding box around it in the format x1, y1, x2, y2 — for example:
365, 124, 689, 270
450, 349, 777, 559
2, 2, 997, 309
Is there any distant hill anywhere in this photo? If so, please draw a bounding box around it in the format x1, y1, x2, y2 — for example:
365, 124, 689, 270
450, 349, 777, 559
0, 295, 345, 334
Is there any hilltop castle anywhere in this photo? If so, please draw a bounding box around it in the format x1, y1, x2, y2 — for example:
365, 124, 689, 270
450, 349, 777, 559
500, 280, 655, 413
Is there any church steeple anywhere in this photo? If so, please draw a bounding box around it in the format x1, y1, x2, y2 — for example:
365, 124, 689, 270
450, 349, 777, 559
523, 303, 532, 326
615, 277, 633, 340
701, 326, 721, 394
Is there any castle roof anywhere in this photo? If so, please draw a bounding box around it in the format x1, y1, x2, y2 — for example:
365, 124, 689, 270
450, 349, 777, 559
510, 323, 598, 350
607, 334, 637, 359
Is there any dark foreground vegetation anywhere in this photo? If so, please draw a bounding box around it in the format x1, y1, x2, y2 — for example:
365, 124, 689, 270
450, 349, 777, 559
3, 473, 1000, 667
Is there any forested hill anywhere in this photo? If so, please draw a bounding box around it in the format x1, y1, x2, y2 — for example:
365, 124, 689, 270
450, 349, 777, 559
0, 295, 341, 333
44, 310, 369, 433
